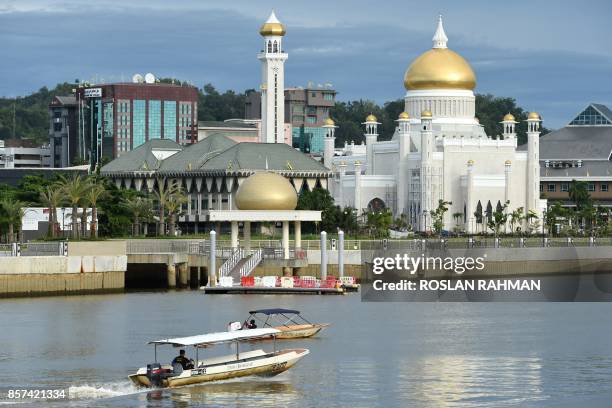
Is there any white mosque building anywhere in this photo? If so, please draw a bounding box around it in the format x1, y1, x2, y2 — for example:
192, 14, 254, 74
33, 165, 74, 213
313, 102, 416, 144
323, 17, 546, 233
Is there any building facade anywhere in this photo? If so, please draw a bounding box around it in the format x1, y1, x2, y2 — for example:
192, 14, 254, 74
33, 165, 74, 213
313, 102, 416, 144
48, 95, 79, 167
324, 17, 545, 234
245, 86, 337, 153
74, 82, 198, 166
0, 140, 51, 169
537, 103, 612, 207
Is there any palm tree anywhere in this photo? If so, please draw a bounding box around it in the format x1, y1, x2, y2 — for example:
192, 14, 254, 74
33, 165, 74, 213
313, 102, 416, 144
85, 183, 107, 238
526, 210, 539, 234
39, 186, 63, 238
153, 178, 181, 236
452, 212, 463, 233
165, 191, 188, 236
509, 207, 524, 234
124, 196, 154, 236
59, 175, 87, 239
0, 199, 25, 243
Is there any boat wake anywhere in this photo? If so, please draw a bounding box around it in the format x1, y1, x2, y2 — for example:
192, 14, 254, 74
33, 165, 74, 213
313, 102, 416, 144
68, 382, 142, 400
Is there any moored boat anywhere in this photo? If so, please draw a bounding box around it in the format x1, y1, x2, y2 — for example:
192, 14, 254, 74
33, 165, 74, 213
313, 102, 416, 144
129, 328, 309, 388
235, 309, 329, 339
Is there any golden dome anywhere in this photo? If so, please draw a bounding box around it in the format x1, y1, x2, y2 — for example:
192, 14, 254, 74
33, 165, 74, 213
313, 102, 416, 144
404, 48, 476, 90
421, 110, 433, 118
260, 11, 286, 37
398, 111, 410, 119
365, 114, 377, 122
505, 160, 512, 165
323, 117, 335, 126
503, 113, 516, 122
467, 159, 474, 166
528, 112, 541, 120
235, 172, 297, 210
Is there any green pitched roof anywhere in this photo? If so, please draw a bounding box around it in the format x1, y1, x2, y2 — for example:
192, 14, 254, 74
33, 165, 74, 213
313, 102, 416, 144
198, 142, 328, 173
160, 134, 237, 171
101, 139, 182, 173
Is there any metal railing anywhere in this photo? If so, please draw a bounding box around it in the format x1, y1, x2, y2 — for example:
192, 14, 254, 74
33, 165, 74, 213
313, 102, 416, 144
0, 242, 66, 257
219, 248, 245, 277
239, 249, 263, 277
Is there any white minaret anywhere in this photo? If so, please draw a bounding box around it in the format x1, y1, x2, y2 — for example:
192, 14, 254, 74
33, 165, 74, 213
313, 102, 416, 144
396, 112, 410, 216
363, 114, 379, 175
420, 110, 433, 232
322, 117, 337, 169
501, 113, 517, 142
258, 11, 288, 143
526, 112, 541, 218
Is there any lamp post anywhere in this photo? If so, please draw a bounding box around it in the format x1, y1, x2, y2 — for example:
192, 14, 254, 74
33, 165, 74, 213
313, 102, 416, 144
61, 208, 66, 239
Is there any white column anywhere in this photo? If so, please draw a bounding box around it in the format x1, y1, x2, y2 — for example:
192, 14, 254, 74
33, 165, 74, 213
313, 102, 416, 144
282, 221, 289, 259
231, 221, 238, 249
338, 162, 347, 207
320, 231, 327, 280
466, 160, 474, 233
197, 193, 202, 215
209, 230, 216, 287
504, 161, 512, 205
338, 230, 344, 278
526, 114, 541, 217
294, 221, 301, 249
244, 221, 251, 252
217, 192, 222, 210
354, 161, 362, 213
207, 192, 213, 210
187, 194, 192, 215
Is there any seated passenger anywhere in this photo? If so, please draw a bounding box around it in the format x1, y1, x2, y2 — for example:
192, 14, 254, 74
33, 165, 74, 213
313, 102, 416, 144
172, 349, 194, 371
246, 319, 257, 329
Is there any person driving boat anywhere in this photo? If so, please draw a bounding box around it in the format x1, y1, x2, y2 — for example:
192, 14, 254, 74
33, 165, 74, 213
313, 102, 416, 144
172, 349, 194, 371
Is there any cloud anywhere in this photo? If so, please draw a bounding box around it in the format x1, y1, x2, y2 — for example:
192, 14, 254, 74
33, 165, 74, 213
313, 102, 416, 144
1, 1, 612, 128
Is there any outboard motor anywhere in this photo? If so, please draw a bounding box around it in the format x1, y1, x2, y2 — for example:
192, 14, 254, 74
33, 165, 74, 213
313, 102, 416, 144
146, 363, 164, 387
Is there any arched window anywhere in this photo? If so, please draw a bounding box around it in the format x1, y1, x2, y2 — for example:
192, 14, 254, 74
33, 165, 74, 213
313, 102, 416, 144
367, 198, 386, 212
273, 41, 278, 53
267, 41, 272, 53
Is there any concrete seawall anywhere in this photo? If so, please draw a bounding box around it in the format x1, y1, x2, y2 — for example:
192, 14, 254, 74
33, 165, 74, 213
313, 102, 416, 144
0, 241, 127, 298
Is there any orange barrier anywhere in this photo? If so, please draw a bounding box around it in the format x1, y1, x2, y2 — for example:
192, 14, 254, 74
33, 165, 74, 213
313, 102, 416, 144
241, 276, 255, 287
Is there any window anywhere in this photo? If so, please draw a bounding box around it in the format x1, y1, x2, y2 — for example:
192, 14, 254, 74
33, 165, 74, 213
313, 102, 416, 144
323, 93, 334, 101
133, 100, 146, 147
148, 100, 161, 139
547, 184, 556, 192
311, 92, 316, 97
53, 111, 61, 119
561, 183, 569, 192
307, 116, 317, 124
588, 183, 595, 192
163, 101, 176, 140
601, 184, 609, 192
569, 105, 612, 126
53, 123, 62, 132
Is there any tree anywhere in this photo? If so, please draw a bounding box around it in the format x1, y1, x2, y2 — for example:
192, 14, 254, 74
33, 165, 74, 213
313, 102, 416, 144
509, 207, 525, 234
366, 209, 393, 238
430, 199, 452, 236
85, 182, 107, 238
58, 174, 87, 239
487, 200, 509, 236
0, 199, 25, 243
153, 178, 181, 236
39, 186, 63, 238
165, 190, 187, 236
297, 187, 338, 233
124, 196, 153, 236
452, 212, 463, 233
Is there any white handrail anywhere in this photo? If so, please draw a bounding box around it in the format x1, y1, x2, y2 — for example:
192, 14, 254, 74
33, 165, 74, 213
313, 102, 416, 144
219, 248, 244, 276
239, 249, 263, 277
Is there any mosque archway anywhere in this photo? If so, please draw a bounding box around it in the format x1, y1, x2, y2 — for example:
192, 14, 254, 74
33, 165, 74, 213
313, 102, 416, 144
367, 198, 386, 212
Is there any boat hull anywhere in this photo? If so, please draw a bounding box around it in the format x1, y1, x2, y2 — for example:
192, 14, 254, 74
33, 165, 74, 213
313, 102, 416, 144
129, 348, 308, 388
273, 324, 329, 339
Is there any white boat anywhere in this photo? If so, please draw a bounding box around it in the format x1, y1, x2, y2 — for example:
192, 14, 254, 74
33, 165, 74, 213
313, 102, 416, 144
236, 309, 330, 339
129, 328, 309, 388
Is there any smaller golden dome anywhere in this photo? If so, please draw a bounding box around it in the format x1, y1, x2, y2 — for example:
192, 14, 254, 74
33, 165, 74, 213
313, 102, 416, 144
528, 112, 541, 120
260, 11, 286, 36
503, 113, 516, 122
235, 172, 297, 210
467, 159, 474, 166
505, 160, 512, 165
365, 114, 377, 122
323, 117, 335, 126
398, 111, 410, 119
421, 110, 433, 118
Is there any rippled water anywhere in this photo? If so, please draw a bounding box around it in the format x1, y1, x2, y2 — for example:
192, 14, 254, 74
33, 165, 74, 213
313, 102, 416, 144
1, 292, 612, 407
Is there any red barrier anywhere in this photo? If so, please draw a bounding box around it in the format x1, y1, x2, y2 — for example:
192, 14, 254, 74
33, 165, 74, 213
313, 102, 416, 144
241, 276, 255, 287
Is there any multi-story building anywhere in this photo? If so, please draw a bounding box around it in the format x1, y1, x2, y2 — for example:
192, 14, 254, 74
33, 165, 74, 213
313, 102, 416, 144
538, 103, 612, 208
48, 95, 79, 167
0, 139, 51, 169
74, 81, 198, 166
245, 86, 336, 153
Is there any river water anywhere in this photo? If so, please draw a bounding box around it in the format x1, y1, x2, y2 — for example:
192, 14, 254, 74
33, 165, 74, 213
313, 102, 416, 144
2, 292, 612, 407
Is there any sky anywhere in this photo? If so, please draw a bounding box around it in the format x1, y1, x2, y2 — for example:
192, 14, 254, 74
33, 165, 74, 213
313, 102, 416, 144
1, 0, 612, 128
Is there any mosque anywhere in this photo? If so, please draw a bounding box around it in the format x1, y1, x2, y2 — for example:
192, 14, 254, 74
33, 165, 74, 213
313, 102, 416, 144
323, 17, 546, 233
